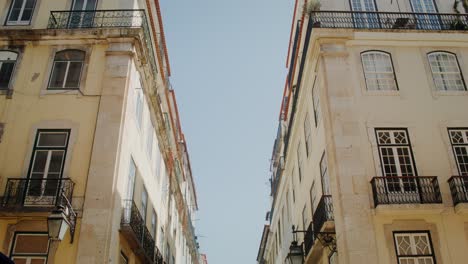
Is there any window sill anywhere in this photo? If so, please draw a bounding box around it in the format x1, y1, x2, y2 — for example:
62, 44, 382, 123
0, 89, 13, 98
40, 89, 81, 96
364, 90, 400, 96
434, 90, 468, 96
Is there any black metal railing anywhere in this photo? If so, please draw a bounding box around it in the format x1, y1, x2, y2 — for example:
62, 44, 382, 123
154, 247, 164, 264
309, 11, 468, 31
371, 176, 442, 206
121, 199, 157, 263
303, 222, 314, 257
1, 178, 74, 209
47, 10, 158, 78
448, 176, 468, 206
313, 195, 334, 234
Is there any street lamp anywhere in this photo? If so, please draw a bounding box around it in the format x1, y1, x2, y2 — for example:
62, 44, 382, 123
286, 241, 304, 264
47, 206, 70, 241
286, 225, 305, 264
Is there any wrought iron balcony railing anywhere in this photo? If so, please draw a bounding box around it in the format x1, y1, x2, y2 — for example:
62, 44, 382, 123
121, 199, 160, 263
448, 176, 468, 206
1, 178, 74, 210
313, 195, 334, 234
47, 10, 159, 79
371, 176, 442, 206
303, 222, 314, 257
309, 11, 468, 31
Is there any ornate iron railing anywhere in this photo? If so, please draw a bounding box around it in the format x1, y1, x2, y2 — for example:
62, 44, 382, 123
154, 247, 164, 264
121, 199, 157, 263
303, 222, 314, 257
313, 195, 334, 234
47, 10, 158, 79
371, 176, 442, 206
309, 11, 468, 31
1, 178, 74, 209
448, 176, 468, 206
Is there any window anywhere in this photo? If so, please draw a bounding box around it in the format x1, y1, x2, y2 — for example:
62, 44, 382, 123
27, 130, 70, 205
393, 232, 435, 264
376, 129, 417, 192
127, 159, 136, 200
310, 180, 317, 216
291, 173, 296, 203
304, 113, 312, 157
6, 0, 37, 25
428, 52, 466, 91
141, 187, 148, 223
302, 205, 307, 231
151, 210, 158, 240
312, 83, 321, 127
449, 129, 468, 176
320, 152, 330, 195
0, 51, 18, 90
147, 123, 154, 159
329, 251, 337, 264
135, 89, 143, 129
297, 142, 303, 182
277, 219, 282, 247
361, 51, 398, 91
119, 251, 128, 264
10, 233, 49, 264
0, 123, 4, 142
48, 50, 85, 89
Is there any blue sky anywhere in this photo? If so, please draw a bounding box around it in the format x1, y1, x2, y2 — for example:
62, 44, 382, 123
158, 0, 294, 262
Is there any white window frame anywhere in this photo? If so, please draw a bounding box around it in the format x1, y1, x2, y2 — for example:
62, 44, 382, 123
361, 51, 398, 91
10, 232, 49, 264
375, 129, 418, 195
297, 142, 303, 182
6, 0, 37, 26
393, 232, 435, 264
304, 112, 312, 157
312, 83, 321, 127
135, 89, 143, 129
0, 50, 19, 90
320, 152, 330, 195
428, 51, 466, 91
47, 50, 85, 90
448, 128, 468, 176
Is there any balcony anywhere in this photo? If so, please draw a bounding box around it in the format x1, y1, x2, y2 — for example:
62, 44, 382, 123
448, 176, 468, 206
1, 178, 74, 211
371, 176, 442, 207
309, 11, 468, 31
313, 195, 334, 234
47, 9, 158, 79
303, 222, 314, 257
121, 200, 164, 264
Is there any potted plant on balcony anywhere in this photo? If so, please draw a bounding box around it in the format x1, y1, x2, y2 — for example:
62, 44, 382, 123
451, 0, 468, 30
307, 0, 322, 27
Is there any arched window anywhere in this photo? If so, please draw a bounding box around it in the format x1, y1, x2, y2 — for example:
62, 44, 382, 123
48, 49, 85, 89
361, 51, 397, 91
428, 52, 466, 91
0, 51, 18, 90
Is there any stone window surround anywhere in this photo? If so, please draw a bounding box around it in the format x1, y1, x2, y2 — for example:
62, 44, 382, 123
40, 45, 92, 96
420, 47, 468, 97
0, 45, 25, 98
383, 220, 442, 264
360, 50, 399, 92
353, 46, 401, 97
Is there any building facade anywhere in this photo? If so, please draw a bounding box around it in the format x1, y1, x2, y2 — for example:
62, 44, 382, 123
258, 0, 468, 263
0, 0, 200, 263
